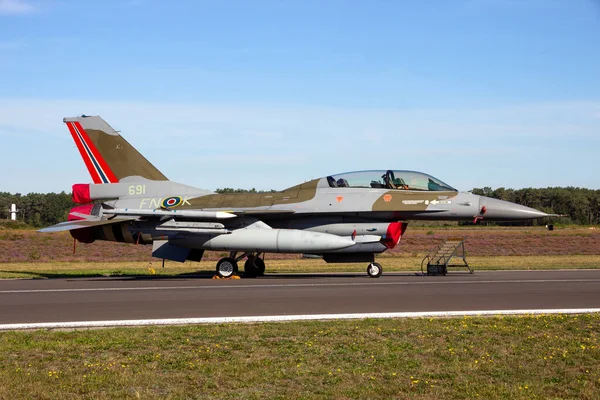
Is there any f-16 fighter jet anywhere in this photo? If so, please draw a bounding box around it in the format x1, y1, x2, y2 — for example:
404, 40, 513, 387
41, 116, 551, 278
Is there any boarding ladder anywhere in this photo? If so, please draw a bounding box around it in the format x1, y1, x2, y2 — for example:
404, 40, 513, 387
421, 237, 472, 275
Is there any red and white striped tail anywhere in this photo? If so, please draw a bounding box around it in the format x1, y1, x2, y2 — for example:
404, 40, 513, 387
63, 115, 168, 183
65, 120, 118, 184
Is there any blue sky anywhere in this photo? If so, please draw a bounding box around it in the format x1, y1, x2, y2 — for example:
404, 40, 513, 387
1, 0, 599, 193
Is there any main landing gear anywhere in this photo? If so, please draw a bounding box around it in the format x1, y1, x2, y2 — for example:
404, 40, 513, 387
367, 262, 383, 278
244, 253, 266, 278
215, 252, 266, 278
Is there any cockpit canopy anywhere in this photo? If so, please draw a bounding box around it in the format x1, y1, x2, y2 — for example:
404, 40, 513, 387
326, 170, 456, 192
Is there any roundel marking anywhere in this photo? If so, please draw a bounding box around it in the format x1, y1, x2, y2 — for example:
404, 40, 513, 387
383, 194, 392, 203
162, 196, 182, 208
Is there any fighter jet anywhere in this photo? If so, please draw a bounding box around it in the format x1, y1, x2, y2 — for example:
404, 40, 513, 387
40, 115, 552, 278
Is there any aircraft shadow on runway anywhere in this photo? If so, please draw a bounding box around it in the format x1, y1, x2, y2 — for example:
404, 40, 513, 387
0, 269, 432, 281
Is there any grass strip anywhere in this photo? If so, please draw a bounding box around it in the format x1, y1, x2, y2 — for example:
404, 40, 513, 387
0, 255, 599, 279
0, 314, 598, 399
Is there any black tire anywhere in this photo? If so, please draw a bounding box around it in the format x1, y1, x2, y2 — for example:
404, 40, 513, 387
216, 257, 238, 278
367, 262, 383, 278
254, 257, 266, 276
244, 257, 266, 278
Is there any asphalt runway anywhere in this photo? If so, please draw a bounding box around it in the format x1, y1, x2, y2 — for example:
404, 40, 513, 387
0, 270, 599, 328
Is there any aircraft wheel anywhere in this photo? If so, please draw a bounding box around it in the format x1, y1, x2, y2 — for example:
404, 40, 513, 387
244, 257, 266, 278
216, 257, 238, 278
255, 257, 266, 276
367, 262, 383, 278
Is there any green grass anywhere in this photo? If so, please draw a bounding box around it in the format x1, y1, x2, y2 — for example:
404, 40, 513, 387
0, 255, 599, 279
1, 314, 599, 399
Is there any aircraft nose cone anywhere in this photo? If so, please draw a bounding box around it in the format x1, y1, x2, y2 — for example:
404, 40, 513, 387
479, 197, 549, 221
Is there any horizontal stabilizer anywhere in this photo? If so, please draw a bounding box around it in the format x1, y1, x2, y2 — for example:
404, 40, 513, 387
69, 212, 100, 221
38, 218, 136, 233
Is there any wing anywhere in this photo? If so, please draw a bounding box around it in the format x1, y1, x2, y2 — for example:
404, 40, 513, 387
38, 217, 137, 233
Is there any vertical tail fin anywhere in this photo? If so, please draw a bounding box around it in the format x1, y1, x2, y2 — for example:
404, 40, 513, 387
64, 116, 168, 183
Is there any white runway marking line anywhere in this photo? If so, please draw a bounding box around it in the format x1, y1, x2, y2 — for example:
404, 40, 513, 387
1, 278, 600, 294
1, 309, 600, 331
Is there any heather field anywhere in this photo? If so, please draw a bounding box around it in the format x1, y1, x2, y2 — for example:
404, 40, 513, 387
0, 226, 598, 278
1, 226, 599, 263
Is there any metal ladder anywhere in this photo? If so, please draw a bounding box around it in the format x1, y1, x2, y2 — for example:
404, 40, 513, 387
421, 237, 472, 275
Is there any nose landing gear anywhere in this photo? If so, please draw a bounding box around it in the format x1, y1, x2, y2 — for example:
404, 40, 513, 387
367, 262, 383, 278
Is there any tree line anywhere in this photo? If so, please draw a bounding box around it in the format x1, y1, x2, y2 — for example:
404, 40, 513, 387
0, 187, 598, 228
0, 192, 72, 227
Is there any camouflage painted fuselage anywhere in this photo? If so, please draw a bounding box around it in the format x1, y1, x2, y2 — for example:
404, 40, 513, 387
45, 116, 551, 265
